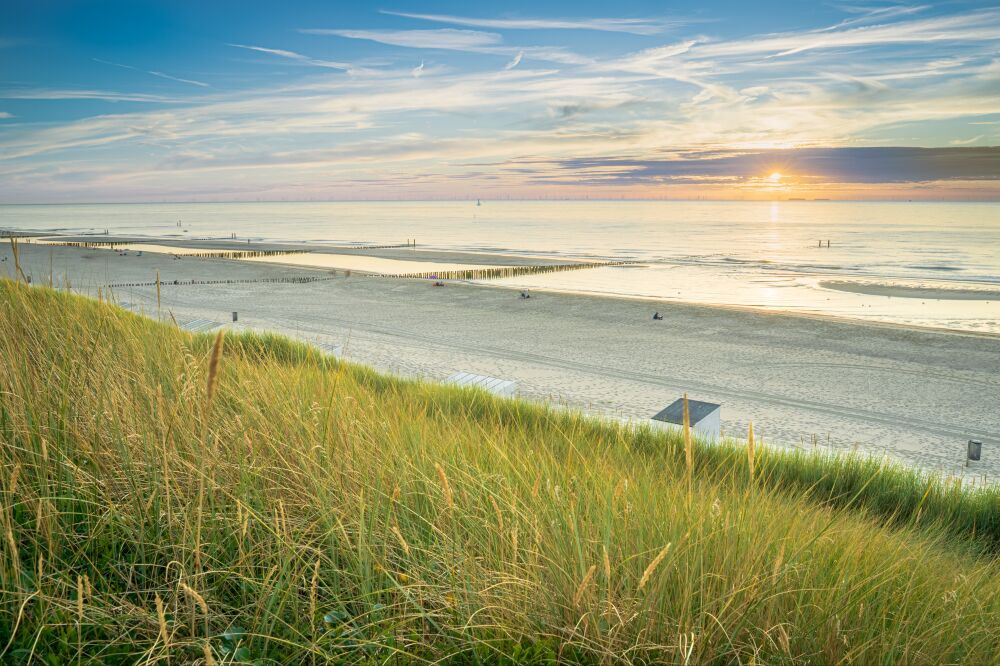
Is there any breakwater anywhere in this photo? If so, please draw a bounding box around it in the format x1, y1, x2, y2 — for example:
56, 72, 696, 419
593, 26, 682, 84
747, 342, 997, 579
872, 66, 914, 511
49, 241, 312, 260
105, 276, 334, 289
171, 249, 312, 260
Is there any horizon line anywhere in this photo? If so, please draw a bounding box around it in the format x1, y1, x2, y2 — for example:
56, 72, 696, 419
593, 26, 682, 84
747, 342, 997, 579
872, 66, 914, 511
3, 197, 1000, 206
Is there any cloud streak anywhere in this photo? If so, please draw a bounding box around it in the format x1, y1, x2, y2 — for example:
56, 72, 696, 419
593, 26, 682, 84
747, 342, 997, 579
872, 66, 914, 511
695, 8, 1000, 59
302, 27, 591, 66
0, 88, 180, 103
227, 43, 353, 71
300, 28, 503, 50
93, 58, 210, 87
379, 10, 677, 35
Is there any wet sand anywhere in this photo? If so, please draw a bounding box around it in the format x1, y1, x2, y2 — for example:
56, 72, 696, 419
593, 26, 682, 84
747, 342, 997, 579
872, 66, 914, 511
4, 240, 999, 480
29, 235, 579, 267
821, 280, 1000, 301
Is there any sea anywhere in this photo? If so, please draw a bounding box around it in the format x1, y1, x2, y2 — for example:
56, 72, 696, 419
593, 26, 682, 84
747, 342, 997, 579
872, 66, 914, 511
2, 200, 999, 333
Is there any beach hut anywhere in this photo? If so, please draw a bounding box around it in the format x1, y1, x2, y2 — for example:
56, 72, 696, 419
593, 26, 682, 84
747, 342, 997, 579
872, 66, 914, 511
314, 341, 343, 359
178, 317, 222, 333
446, 371, 517, 397
650, 398, 721, 441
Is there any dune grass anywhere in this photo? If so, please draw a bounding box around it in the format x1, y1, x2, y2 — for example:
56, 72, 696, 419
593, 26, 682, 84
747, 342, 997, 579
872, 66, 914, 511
1, 279, 1000, 664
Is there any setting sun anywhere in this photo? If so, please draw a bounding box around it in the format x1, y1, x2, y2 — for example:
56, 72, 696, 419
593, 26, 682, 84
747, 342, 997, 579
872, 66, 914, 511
769, 171, 783, 183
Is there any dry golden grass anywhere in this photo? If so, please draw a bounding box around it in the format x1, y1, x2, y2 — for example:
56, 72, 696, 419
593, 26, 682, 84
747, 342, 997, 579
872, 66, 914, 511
1, 279, 1000, 664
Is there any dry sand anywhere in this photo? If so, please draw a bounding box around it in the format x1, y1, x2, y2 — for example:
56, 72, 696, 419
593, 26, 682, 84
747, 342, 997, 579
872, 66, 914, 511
5, 240, 1000, 480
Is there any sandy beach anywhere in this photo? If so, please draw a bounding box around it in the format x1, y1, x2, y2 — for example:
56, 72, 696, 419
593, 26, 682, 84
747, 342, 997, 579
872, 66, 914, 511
5, 238, 999, 478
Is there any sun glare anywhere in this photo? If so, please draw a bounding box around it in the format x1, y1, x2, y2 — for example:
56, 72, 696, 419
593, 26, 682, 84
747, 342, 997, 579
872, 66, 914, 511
769, 171, 782, 183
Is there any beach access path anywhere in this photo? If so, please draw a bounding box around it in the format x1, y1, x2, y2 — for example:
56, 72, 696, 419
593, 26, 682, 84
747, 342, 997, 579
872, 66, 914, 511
5, 240, 999, 478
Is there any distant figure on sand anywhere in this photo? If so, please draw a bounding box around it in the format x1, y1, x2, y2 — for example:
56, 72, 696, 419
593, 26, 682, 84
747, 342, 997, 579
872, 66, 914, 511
653, 312, 663, 320
520, 291, 531, 299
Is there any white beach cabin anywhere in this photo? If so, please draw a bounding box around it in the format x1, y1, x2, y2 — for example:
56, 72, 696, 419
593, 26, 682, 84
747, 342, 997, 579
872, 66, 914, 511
313, 341, 343, 359
446, 372, 517, 397
650, 398, 722, 442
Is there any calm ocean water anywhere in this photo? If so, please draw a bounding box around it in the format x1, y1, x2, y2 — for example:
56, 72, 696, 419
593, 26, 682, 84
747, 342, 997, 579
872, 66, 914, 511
3, 201, 999, 332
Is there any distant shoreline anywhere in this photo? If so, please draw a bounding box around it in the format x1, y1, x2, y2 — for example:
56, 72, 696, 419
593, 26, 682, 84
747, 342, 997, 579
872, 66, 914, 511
3, 198, 1000, 206
6, 229, 1000, 339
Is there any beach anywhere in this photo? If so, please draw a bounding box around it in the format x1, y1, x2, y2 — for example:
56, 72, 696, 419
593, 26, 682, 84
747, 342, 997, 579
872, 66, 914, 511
4, 237, 999, 479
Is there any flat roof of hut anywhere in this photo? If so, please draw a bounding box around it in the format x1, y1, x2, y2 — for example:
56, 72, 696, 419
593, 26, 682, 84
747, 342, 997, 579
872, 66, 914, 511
652, 398, 721, 427
314, 341, 343, 358
178, 317, 221, 333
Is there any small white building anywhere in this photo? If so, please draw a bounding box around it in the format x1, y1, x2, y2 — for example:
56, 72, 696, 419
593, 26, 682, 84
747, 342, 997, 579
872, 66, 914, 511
446, 371, 517, 397
650, 398, 721, 441
313, 341, 343, 359
178, 317, 222, 333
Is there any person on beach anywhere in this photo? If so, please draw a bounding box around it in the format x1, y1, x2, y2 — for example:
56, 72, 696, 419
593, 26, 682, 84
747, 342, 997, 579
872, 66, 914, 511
653, 312, 663, 320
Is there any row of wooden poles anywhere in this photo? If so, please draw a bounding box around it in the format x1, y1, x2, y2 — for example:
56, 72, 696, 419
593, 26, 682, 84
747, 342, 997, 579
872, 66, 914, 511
45, 239, 414, 253
105, 276, 335, 289
48, 242, 311, 260
163, 249, 311, 259
379, 259, 636, 281
44, 241, 132, 248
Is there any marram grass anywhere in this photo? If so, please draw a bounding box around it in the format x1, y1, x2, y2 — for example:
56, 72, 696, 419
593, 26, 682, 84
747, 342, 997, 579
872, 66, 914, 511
1, 279, 1000, 664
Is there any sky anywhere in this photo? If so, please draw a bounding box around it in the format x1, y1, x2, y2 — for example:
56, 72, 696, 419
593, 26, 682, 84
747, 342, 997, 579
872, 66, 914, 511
0, 0, 998, 202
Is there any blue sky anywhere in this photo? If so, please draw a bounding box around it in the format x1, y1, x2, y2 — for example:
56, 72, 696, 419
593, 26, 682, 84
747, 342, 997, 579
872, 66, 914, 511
1, 0, 998, 201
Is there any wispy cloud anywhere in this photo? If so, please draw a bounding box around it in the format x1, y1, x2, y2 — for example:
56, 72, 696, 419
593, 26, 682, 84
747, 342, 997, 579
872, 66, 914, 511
380, 10, 677, 35
0, 88, 178, 103
0, 112, 12, 119
227, 43, 353, 71
93, 58, 209, 87
302, 27, 590, 65
148, 71, 209, 87
300, 28, 503, 50
822, 4, 929, 30
603, 39, 699, 74
696, 8, 1000, 59
2, 4, 998, 201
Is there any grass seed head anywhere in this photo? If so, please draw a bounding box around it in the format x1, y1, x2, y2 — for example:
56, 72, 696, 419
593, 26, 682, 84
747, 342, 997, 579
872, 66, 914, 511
573, 564, 597, 607
638, 543, 673, 591
435, 463, 454, 510
206, 329, 225, 405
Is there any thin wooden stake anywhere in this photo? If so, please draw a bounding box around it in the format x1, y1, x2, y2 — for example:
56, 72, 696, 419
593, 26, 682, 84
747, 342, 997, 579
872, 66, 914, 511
683, 393, 693, 494
10, 237, 24, 283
